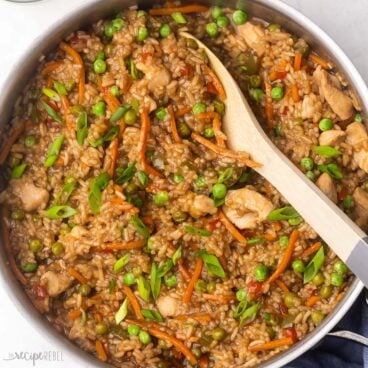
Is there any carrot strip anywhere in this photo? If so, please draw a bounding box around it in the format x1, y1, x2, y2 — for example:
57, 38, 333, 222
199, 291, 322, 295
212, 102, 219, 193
192, 133, 260, 168
275, 279, 289, 293
95, 340, 107, 362
269, 70, 287, 81
103, 92, 121, 111
213, 114, 226, 147
248, 337, 294, 352
122, 284, 143, 319
168, 105, 181, 143
41, 61, 64, 76
107, 138, 119, 177
68, 268, 88, 284
294, 53, 302, 71
0, 124, 25, 165
139, 108, 163, 177
309, 53, 331, 69
265, 79, 274, 128
174, 313, 212, 323
263, 233, 276, 241
292, 84, 300, 103
178, 259, 191, 282
202, 64, 226, 101
59, 42, 85, 104
306, 295, 320, 307
0, 207, 28, 285
149, 4, 208, 15
300, 242, 321, 258
267, 230, 299, 285
59, 94, 74, 130
105, 239, 146, 251
183, 258, 203, 304
336, 292, 344, 302
202, 293, 236, 303
219, 210, 247, 244
175, 106, 191, 118
195, 112, 219, 120
67, 309, 82, 320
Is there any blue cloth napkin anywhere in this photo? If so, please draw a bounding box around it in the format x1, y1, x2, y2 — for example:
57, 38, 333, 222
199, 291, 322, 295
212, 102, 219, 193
286, 292, 367, 368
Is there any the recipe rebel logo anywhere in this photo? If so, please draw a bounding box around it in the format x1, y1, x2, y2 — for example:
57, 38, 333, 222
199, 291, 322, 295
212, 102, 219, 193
2, 351, 64, 366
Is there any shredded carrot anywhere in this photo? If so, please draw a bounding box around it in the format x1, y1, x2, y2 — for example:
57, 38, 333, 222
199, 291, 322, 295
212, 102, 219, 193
168, 105, 181, 143
306, 295, 320, 307
0, 207, 28, 285
267, 230, 299, 285
122, 284, 143, 319
264, 79, 274, 128
0, 124, 25, 165
309, 53, 331, 69
105, 239, 146, 251
103, 92, 121, 111
95, 340, 107, 362
263, 233, 276, 241
336, 292, 344, 302
175, 106, 191, 118
67, 309, 82, 320
149, 4, 208, 15
183, 258, 203, 304
300, 242, 321, 258
219, 210, 247, 244
272, 221, 282, 232
269, 70, 287, 81
41, 61, 64, 76
248, 337, 294, 352
195, 112, 220, 120
213, 114, 226, 147
59, 94, 74, 130
292, 84, 300, 103
192, 133, 260, 168
275, 279, 289, 293
202, 293, 236, 303
59, 42, 85, 104
46, 76, 53, 89
178, 259, 191, 282
68, 268, 88, 284
199, 354, 209, 368
294, 53, 302, 71
107, 138, 119, 177
202, 64, 226, 101
174, 313, 212, 323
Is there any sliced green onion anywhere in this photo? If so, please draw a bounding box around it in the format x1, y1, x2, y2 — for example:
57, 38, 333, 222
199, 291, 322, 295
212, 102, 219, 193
233, 300, 248, 318
130, 215, 149, 238
115, 162, 136, 184
11, 163, 27, 179
303, 247, 325, 283
108, 279, 116, 294
141, 309, 164, 322
44, 134, 65, 168
110, 104, 130, 123
45, 205, 76, 219
172, 246, 182, 265
197, 249, 225, 278
171, 11, 187, 24
247, 237, 266, 245
137, 171, 149, 188
42, 88, 60, 102
157, 260, 174, 277
41, 101, 64, 125
76, 111, 88, 146
239, 303, 259, 327
184, 225, 212, 237
113, 254, 131, 273
137, 275, 150, 302
53, 81, 68, 96
319, 163, 343, 180
89, 172, 110, 214
54, 180, 77, 205
313, 146, 341, 158
150, 263, 161, 300
115, 298, 129, 324
217, 167, 233, 184
267, 206, 299, 221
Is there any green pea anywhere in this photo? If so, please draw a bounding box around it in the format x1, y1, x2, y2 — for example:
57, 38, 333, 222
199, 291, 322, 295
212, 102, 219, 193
279, 235, 289, 247
311, 310, 325, 325
29, 239, 43, 253
139, 330, 151, 344
51, 242, 64, 256
137, 26, 149, 41
319, 118, 333, 132
211, 327, 226, 341
292, 259, 305, 273
93, 59, 107, 74
192, 102, 206, 114
25, 135, 36, 147
232, 10, 248, 25
96, 51, 105, 60
312, 272, 325, 286
159, 24, 172, 38
217, 15, 229, 28
320, 285, 333, 298
342, 195, 354, 209
125, 183, 138, 195
172, 210, 188, 223
249, 75, 262, 88
195, 175, 207, 188
333, 260, 348, 275
301, 157, 314, 171
195, 279, 207, 293
178, 121, 191, 138
211, 6, 222, 19
205, 22, 219, 37
95, 322, 108, 335
92, 101, 106, 117
112, 18, 125, 31
164, 274, 177, 288
236, 288, 247, 301
283, 292, 300, 308
11, 209, 25, 221
254, 264, 269, 282
132, 267, 142, 277
249, 88, 264, 102
124, 109, 137, 125
203, 127, 215, 138
155, 107, 167, 121
173, 174, 184, 183
207, 281, 216, 293
331, 273, 344, 287
306, 171, 316, 181
275, 123, 282, 136
128, 324, 140, 336
158, 339, 169, 350
78, 284, 91, 296
268, 23, 281, 32
22, 262, 38, 273
104, 22, 115, 37
288, 217, 302, 226
355, 113, 363, 123
213, 100, 225, 115
137, 10, 147, 17
154, 191, 169, 207
271, 86, 284, 101
212, 183, 227, 199
123, 272, 136, 285
110, 85, 120, 96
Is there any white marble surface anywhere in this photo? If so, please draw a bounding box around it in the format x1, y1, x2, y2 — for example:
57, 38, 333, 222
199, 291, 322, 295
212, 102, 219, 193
0, 1, 367, 367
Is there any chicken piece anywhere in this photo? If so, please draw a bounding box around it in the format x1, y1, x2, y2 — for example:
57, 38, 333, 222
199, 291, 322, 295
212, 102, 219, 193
156, 294, 179, 317
10, 177, 49, 212
346, 122, 368, 173
189, 194, 217, 218
316, 173, 337, 204
318, 130, 346, 146
222, 188, 274, 229
353, 187, 368, 226
314, 68, 353, 120
301, 93, 323, 121
237, 22, 267, 56
40, 271, 72, 297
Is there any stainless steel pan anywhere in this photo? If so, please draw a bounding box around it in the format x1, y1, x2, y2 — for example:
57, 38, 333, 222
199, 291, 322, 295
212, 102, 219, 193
0, 1, 367, 367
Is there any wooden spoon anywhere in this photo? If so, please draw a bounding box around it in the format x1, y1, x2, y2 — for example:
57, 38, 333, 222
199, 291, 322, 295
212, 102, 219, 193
181, 32, 368, 287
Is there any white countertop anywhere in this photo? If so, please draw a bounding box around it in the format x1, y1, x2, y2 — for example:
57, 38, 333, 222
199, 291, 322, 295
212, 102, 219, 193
0, 1, 367, 367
